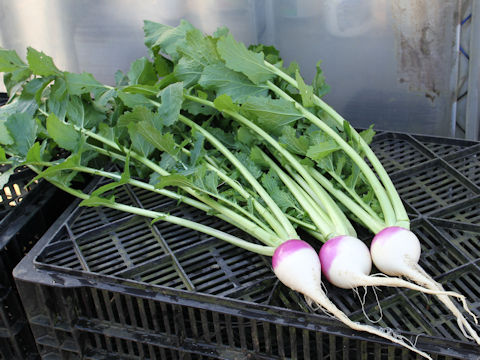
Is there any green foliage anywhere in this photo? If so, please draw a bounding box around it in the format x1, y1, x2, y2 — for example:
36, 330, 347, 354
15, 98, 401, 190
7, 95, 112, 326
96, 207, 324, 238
26, 47, 61, 76
240, 97, 303, 135
5, 113, 37, 156
216, 34, 274, 84
46, 113, 80, 151
127, 57, 157, 85
0, 48, 27, 72
199, 63, 268, 102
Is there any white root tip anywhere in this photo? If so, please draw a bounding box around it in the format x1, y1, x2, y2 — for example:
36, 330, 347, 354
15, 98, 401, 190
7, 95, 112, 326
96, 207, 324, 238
405, 264, 480, 345
307, 291, 433, 360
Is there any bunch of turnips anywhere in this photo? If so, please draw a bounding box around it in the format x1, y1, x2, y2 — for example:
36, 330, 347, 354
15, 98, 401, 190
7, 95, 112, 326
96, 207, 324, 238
0, 20, 478, 358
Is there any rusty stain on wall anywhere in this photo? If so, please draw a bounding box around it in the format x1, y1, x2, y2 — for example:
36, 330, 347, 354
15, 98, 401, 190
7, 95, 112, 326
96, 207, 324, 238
391, 0, 459, 102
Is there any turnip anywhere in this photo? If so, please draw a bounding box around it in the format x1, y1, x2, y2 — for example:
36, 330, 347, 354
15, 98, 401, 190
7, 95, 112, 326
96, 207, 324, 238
319, 235, 469, 298
371, 227, 480, 343
272, 239, 432, 359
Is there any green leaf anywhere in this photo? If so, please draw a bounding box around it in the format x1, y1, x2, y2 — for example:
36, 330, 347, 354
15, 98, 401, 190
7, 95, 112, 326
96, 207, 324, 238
66, 96, 85, 127
130, 120, 179, 157
79, 195, 115, 207
121, 84, 157, 96
312, 60, 330, 97
0, 122, 13, 145
0, 147, 5, 162
46, 113, 80, 151
154, 55, 173, 76
345, 164, 361, 189
90, 155, 130, 199
118, 91, 153, 108
143, 20, 194, 60
236, 151, 262, 179
314, 155, 335, 172
189, 132, 204, 166
115, 70, 129, 86
157, 82, 183, 126
174, 56, 203, 87
94, 88, 117, 108
47, 78, 68, 120
3, 78, 43, 118
0, 167, 14, 188
127, 57, 157, 85
213, 94, 239, 113
127, 122, 155, 158
217, 34, 274, 84
26, 47, 61, 76
207, 126, 239, 150
261, 170, 299, 212
25, 142, 42, 162
199, 63, 268, 102
118, 106, 155, 128
249, 147, 270, 168
241, 97, 303, 135
295, 70, 314, 107
0, 48, 27, 72
98, 122, 115, 142
64, 72, 105, 96
34, 76, 55, 105
154, 174, 196, 190
279, 126, 309, 155
359, 125, 375, 145
31, 153, 81, 183
3, 68, 33, 97
173, 27, 220, 85
138, 121, 178, 156
248, 44, 282, 65
237, 126, 256, 146
183, 98, 217, 116
5, 113, 38, 157
306, 141, 341, 161
84, 103, 106, 129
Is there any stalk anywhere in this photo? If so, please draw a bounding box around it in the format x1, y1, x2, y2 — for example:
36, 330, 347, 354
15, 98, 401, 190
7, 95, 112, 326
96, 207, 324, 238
256, 147, 334, 239
73, 163, 279, 241
49, 129, 281, 246
184, 94, 351, 237
327, 171, 382, 221
177, 146, 287, 238
178, 114, 297, 240
263, 61, 408, 228
38, 170, 275, 256
307, 168, 385, 234
266, 81, 397, 227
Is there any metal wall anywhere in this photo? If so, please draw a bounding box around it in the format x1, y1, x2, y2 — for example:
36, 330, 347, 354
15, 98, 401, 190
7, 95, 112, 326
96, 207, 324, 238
0, 0, 470, 137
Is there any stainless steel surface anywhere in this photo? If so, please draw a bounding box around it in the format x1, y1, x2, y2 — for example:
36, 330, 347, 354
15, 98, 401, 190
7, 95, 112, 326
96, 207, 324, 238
465, 0, 480, 140
0, 0, 470, 137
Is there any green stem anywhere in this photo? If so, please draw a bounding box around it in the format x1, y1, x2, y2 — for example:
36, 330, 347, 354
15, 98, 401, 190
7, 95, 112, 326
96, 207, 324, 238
266, 80, 397, 227
256, 147, 334, 238
69, 163, 277, 240
184, 94, 350, 236
308, 167, 385, 234
315, 97, 409, 228
327, 171, 384, 222
178, 145, 285, 237
285, 165, 357, 238
264, 61, 408, 229
78, 134, 280, 245
204, 163, 284, 237
30, 166, 275, 256
178, 114, 297, 240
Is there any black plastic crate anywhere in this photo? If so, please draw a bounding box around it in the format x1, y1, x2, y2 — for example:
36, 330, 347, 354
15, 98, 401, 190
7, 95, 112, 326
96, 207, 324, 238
13, 132, 480, 359
0, 94, 74, 359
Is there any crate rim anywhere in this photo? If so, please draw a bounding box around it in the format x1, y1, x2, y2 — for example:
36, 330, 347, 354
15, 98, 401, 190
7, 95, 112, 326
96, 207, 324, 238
11, 129, 480, 359
12, 201, 479, 360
